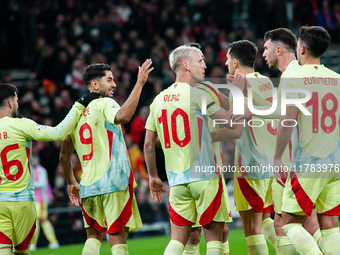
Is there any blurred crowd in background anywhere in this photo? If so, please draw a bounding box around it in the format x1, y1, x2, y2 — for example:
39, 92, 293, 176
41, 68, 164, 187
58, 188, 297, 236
1, 0, 340, 245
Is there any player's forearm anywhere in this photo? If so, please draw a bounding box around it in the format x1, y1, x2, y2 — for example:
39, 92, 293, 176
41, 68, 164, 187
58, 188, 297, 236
251, 105, 282, 119
248, 93, 273, 107
155, 137, 161, 148
144, 143, 158, 178
114, 84, 143, 124
219, 92, 230, 111
60, 158, 77, 185
29, 102, 84, 141
209, 108, 235, 129
211, 126, 242, 142
274, 118, 294, 160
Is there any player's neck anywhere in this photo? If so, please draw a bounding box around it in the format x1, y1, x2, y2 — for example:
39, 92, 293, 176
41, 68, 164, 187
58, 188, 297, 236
238, 67, 254, 75
175, 71, 191, 85
300, 56, 320, 66
278, 54, 296, 73
0, 108, 12, 119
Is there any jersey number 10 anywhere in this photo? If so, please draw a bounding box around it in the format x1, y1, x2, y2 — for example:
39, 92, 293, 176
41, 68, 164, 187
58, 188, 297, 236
158, 108, 191, 149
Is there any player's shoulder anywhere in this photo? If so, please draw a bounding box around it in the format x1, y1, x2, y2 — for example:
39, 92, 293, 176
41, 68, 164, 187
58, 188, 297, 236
285, 66, 305, 79
151, 85, 175, 104
91, 97, 120, 108
195, 81, 222, 105
246, 72, 272, 85
152, 89, 167, 103
196, 81, 219, 92
320, 65, 340, 77
286, 60, 300, 74
100, 97, 118, 104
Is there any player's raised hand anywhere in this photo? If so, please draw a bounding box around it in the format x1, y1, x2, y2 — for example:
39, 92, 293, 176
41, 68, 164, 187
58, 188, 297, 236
149, 176, 166, 203
232, 69, 246, 92
67, 183, 81, 206
226, 74, 234, 84
229, 107, 252, 122
136, 59, 154, 86
274, 159, 287, 187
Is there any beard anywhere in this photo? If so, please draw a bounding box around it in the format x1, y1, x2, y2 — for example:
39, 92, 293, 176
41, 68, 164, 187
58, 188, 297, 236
98, 84, 114, 98
12, 108, 17, 118
268, 59, 278, 70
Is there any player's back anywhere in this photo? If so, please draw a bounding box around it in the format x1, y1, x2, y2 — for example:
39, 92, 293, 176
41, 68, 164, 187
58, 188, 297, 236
0, 117, 34, 201
70, 98, 131, 198
232, 72, 278, 179
147, 82, 217, 187
246, 72, 278, 157
285, 65, 340, 159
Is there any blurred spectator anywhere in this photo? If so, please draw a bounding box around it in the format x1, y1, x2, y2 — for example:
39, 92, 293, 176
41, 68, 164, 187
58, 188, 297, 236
116, 1, 132, 23
3, 0, 23, 67
294, 0, 318, 26
1, 72, 12, 84
53, 51, 72, 86
317, 0, 337, 28
65, 59, 87, 91
130, 106, 150, 145
334, 2, 340, 26
51, 96, 69, 126
31, 155, 60, 251
89, 28, 102, 53
137, 193, 156, 224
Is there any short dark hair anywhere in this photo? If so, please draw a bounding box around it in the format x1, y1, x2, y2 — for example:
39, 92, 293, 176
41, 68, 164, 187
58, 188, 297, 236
264, 28, 297, 53
0, 83, 18, 107
83, 63, 112, 86
226, 40, 258, 68
299, 26, 331, 58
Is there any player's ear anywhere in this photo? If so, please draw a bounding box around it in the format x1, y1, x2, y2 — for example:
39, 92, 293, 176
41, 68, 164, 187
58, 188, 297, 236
8, 98, 13, 109
183, 61, 190, 71
90, 79, 99, 92
233, 59, 238, 68
300, 44, 306, 55
276, 45, 283, 56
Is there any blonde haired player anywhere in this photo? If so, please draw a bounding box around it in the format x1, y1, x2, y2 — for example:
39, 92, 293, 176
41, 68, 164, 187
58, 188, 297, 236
145, 44, 239, 255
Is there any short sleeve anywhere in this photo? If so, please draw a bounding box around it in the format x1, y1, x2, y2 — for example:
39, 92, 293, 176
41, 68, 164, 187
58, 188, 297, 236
103, 98, 120, 125
281, 76, 300, 100
192, 85, 222, 116
145, 104, 156, 131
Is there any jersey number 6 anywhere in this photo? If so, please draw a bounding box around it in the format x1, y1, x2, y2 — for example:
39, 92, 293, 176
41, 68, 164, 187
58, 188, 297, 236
0, 144, 24, 183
